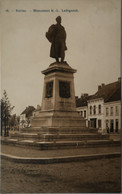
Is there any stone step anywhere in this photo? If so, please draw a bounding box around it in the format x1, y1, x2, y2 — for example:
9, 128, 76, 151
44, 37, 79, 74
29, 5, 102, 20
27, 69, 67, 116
39, 133, 109, 141
10, 133, 38, 140
10, 132, 109, 141
20, 127, 98, 134
11, 132, 38, 138
2, 138, 120, 150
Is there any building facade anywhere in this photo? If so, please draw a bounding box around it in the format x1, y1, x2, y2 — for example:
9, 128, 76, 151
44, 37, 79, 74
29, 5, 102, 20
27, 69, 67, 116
76, 78, 121, 133
76, 94, 89, 127
87, 98, 104, 130
104, 101, 121, 133
77, 105, 88, 126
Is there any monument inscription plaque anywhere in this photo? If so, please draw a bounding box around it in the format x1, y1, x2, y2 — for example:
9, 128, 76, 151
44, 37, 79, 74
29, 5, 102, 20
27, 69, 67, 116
45, 81, 53, 98
59, 81, 70, 98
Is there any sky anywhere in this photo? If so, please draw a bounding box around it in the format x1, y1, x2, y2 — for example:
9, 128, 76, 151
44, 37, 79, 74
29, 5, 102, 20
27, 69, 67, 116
1, 0, 121, 115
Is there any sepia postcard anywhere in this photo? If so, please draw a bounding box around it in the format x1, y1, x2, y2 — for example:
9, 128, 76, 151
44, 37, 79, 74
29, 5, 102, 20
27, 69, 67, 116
0, 0, 121, 193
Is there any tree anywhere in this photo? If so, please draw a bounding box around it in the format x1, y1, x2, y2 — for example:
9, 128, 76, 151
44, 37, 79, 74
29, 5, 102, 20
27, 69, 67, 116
9, 114, 16, 129
1, 90, 14, 136
9, 114, 20, 130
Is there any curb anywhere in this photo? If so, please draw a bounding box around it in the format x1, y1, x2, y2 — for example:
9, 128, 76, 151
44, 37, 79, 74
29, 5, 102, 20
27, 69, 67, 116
1, 152, 121, 164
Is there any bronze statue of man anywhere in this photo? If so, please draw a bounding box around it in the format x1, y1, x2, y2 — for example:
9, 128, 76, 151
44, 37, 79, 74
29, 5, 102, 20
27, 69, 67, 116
46, 16, 67, 63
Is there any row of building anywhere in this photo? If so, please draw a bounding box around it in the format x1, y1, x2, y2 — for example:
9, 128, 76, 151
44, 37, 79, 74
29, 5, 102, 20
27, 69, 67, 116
20, 78, 121, 133
76, 77, 121, 133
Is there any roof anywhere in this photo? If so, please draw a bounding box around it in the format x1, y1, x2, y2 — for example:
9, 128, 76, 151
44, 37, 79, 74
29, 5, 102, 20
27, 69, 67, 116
21, 106, 35, 117
89, 79, 121, 102
76, 94, 92, 107
105, 86, 121, 102
76, 98, 88, 107
76, 78, 121, 107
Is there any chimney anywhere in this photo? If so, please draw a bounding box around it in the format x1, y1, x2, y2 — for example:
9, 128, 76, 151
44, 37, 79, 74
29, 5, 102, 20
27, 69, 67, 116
101, 83, 105, 87
98, 85, 101, 90
80, 93, 88, 99
84, 93, 88, 97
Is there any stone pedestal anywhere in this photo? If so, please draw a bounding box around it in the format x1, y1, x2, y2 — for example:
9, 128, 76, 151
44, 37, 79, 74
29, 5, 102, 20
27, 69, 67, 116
31, 62, 85, 129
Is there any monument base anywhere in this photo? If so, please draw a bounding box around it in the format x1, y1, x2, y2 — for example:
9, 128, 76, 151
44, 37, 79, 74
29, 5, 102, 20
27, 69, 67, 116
31, 110, 85, 128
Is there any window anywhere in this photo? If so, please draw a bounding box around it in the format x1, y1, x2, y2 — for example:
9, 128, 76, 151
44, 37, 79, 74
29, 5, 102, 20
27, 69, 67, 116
115, 106, 119, 116
80, 111, 83, 116
98, 105, 101, 114
90, 106, 92, 115
106, 107, 109, 116
84, 110, 86, 118
110, 119, 114, 132
115, 119, 119, 133
110, 107, 113, 116
98, 120, 101, 128
93, 105, 96, 115
106, 120, 109, 128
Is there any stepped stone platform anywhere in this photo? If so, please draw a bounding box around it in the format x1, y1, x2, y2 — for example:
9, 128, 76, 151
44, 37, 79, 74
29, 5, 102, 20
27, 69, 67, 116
1, 127, 121, 150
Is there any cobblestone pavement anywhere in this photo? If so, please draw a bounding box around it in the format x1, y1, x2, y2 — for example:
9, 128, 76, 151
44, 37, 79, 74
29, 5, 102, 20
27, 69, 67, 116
1, 157, 121, 193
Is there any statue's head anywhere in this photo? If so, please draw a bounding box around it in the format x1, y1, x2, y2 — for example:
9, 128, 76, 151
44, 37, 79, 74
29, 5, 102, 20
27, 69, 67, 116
56, 16, 61, 24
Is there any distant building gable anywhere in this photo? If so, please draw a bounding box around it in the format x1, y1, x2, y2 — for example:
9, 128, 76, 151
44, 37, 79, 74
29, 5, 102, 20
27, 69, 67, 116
76, 93, 89, 107
21, 106, 35, 118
